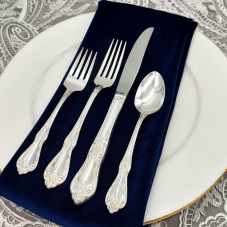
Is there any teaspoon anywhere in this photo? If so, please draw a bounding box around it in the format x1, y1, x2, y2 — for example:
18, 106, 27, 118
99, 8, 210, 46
105, 71, 165, 213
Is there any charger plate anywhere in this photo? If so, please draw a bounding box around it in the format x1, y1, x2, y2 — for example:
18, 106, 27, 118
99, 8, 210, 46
0, 13, 227, 224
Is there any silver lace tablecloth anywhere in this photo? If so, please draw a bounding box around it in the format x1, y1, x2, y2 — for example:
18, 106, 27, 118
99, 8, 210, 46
0, 1, 227, 226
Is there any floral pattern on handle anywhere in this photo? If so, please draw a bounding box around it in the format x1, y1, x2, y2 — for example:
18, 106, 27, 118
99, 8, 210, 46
16, 89, 72, 175
70, 93, 126, 205
44, 86, 102, 188
106, 114, 147, 213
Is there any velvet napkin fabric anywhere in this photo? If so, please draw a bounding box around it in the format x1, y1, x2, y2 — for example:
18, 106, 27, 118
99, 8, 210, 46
0, 2, 197, 226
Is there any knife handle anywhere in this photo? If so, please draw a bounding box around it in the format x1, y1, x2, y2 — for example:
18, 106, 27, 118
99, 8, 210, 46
16, 89, 72, 175
70, 93, 126, 205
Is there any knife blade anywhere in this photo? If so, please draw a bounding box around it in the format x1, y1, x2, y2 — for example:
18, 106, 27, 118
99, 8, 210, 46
70, 27, 154, 205
117, 27, 154, 95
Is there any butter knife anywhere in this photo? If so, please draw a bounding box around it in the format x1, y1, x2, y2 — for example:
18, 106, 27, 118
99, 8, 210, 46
70, 27, 154, 205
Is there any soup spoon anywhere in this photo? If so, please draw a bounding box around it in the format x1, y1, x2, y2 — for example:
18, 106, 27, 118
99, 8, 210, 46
105, 71, 165, 213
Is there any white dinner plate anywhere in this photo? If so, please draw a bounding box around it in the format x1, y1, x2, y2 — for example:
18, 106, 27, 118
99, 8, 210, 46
0, 12, 227, 224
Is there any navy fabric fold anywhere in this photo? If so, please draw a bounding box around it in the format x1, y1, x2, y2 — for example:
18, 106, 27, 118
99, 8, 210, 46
0, 2, 197, 227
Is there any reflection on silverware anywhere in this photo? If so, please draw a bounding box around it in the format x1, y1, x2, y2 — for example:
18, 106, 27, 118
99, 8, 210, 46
44, 39, 126, 189
70, 27, 154, 205
105, 71, 165, 213
16, 48, 97, 175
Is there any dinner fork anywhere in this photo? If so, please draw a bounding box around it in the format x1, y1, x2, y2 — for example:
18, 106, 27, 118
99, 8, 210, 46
16, 48, 97, 175
43, 39, 126, 189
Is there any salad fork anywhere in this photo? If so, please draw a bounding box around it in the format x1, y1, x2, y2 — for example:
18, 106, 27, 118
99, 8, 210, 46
16, 48, 97, 175
44, 39, 126, 189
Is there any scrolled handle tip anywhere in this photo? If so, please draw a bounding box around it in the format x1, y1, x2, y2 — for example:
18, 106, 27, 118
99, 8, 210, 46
16, 141, 42, 175
16, 159, 37, 175
70, 182, 91, 205
16, 166, 30, 175
43, 147, 72, 189
44, 166, 68, 189
105, 196, 126, 214
105, 171, 128, 213
44, 175, 59, 189
71, 193, 86, 205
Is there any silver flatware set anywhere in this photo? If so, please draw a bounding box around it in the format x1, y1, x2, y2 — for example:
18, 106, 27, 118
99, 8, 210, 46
16, 27, 166, 213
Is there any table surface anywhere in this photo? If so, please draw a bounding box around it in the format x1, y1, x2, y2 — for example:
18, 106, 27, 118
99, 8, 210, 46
0, 0, 227, 227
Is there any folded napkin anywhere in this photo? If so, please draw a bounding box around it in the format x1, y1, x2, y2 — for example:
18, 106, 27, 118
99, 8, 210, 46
0, 2, 197, 226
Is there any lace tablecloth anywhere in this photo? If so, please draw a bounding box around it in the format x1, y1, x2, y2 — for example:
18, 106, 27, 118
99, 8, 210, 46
0, 1, 227, 227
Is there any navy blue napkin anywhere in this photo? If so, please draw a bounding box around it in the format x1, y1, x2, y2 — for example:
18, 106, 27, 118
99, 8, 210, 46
0, 1, 197, 226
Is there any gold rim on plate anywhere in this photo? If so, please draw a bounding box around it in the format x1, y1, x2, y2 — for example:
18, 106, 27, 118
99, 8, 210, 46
143, 167, 227, 225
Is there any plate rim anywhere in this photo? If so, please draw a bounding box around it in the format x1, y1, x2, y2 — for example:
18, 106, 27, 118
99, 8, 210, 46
143, 168, 227, 225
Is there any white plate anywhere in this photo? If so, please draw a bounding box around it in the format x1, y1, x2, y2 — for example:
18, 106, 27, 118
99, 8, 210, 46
0, 12, 227, 224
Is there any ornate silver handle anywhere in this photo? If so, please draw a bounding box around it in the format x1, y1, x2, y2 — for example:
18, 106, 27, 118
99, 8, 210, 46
105, 114, 147, 213
70, 93, 126, 205
16, 89, 72, 175
44, 86, 102, 188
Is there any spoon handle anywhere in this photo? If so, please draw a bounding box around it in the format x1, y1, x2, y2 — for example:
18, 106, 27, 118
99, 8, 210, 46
105, 114, 147, 213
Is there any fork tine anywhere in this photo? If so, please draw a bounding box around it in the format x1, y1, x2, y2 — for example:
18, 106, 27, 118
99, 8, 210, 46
79, 51, 93, 80
84, 52, 97, 82
107, 41, 122, 79
96, 39, 114, 78
68, 48, 84, 77
101, 40, 119, 78
73, 49, 88, 79
112, 42, 127, 81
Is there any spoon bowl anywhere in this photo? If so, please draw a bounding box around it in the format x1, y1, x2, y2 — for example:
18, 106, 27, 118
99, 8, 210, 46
135, 71, 165, 115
